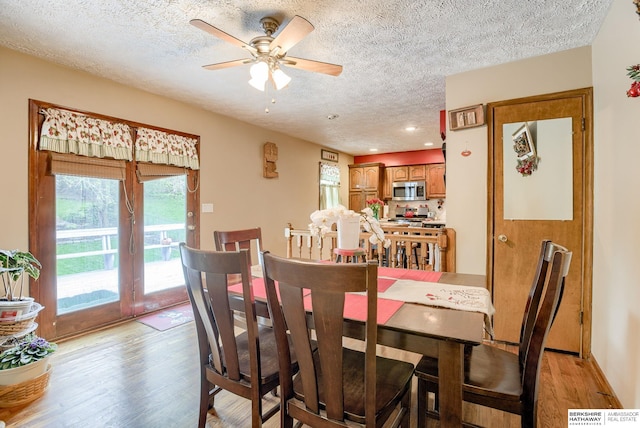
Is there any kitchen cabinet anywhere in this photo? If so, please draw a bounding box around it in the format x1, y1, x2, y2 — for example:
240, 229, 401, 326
385, 165, 425, 182
349, 191, 379, 213
408, 165, 426, 180
427, 164, 446, 198
348, 163, 384, 211
389, 166, 409, 182
383, 168, 393, 199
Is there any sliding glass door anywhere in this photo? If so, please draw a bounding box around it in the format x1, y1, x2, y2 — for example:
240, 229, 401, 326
29, 100, 200, 340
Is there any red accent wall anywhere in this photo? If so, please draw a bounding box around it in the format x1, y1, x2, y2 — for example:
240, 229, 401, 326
353, 149, 444, 166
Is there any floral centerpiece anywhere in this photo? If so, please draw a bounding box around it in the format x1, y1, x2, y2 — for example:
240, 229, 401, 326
366, 198, 385, 220
309, 205, 391, 249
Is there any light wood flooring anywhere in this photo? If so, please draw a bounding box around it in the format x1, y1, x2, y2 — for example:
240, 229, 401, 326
0, 319, 619, 427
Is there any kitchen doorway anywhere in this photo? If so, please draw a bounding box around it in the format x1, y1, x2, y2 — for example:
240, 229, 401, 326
487, 88, 593, 356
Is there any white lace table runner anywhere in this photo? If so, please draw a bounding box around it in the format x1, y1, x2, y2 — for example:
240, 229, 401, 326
378, 278, 495, 337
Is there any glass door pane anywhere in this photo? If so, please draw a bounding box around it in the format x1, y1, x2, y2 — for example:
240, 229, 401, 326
143, 175, 187, 294
55, 176, 120, 314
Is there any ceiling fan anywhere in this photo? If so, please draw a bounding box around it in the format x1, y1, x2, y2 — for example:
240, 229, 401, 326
190, 15, 343, 91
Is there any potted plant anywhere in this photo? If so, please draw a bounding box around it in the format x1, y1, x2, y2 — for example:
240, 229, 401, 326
0, 334, 56, 386
0, 249, 41, 317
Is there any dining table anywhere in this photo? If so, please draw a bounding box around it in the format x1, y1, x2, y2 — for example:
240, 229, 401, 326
230, 264, 489, 428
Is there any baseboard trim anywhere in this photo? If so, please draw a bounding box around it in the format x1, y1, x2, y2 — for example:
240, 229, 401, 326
589, 355, 623, 408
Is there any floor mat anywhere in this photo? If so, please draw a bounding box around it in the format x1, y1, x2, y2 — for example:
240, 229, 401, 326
137, 303, 194, 331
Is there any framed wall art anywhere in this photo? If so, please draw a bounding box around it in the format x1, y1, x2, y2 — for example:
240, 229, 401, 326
321, 149, 339, 162
448, 104, 485, 131
512, 123, 535, 159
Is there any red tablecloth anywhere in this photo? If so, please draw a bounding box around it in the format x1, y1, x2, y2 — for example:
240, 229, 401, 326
229, 267, 444, 326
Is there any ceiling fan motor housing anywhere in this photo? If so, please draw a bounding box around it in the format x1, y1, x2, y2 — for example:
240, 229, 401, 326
259, 17, 279, 36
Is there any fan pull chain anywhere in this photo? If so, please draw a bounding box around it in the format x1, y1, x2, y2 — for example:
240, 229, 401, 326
264, 86, 275, 113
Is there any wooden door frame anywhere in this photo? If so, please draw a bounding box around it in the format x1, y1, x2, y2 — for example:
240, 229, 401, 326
486, 87, 594, 358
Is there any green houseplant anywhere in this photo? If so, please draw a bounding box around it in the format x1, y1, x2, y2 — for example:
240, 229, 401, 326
0, 334, 56, 386
0, 249, 42, 302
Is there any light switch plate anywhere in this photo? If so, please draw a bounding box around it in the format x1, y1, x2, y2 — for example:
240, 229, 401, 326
201, 203, 213, 213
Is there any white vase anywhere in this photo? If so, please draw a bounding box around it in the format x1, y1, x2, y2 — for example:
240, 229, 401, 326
337, 216, 361, 250
0, 355, 50, 386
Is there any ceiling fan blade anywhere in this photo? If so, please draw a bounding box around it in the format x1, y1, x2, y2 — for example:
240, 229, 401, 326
282, 56, 343, 76
202, 59, 251, 71
269, 15, 314, 54
190, 19, 257, 55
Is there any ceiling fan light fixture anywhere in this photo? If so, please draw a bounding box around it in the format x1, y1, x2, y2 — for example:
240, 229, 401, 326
249, 61, 269, 91
250, 61, 269, 80
272, 67, 291, 90
248, 77, 266, 91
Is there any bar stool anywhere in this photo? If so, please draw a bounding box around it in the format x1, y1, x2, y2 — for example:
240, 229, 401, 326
333, 248, 367, 263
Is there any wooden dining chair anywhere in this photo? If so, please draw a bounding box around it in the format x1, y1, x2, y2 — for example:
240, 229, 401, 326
214, 227, 262, 265
260, 251, 414, 428
179, 244, 282, 428
414, 241, 572, 428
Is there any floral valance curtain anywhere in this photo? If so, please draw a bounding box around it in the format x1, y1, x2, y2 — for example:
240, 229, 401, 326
39, 108, 133, 161
39, 108, 200, 171
135, 128, 199, 170
320, 162, 340, 185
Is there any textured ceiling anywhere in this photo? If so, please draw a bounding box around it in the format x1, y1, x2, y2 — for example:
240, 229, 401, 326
0, 0, 612, 155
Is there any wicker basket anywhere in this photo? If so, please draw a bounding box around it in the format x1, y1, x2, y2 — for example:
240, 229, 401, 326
0, 364, 52, 408
0, 303, 43, 337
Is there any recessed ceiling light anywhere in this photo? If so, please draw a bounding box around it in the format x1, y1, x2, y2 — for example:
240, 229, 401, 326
369, 148, 378, 152
405, 126, 417, 132
424, 142, 434, 147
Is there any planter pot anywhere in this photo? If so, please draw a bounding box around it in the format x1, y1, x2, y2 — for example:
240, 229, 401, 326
337, 216, 361, 250
0, 355, 50, 386
0, 298, 34, 320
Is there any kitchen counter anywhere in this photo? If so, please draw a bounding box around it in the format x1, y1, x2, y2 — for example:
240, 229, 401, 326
379, 218, 446, 228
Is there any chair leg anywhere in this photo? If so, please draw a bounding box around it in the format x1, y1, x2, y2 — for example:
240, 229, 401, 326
197, 380, 213, 428
417, 377, 442, 428
400, 384, 412, 428
417, 377, 427, 428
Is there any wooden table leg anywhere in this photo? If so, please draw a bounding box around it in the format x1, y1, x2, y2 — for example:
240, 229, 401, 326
438, 341, 463, 427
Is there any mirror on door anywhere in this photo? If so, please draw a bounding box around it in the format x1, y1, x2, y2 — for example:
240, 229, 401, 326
502, 117, 574, 220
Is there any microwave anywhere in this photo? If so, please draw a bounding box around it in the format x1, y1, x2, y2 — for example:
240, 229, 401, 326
392, 181, 426, 201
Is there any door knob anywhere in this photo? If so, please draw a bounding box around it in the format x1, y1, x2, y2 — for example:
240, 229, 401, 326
498, 234, 508, 243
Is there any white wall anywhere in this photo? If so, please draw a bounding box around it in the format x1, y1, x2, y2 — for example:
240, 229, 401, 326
591, 0, 640, 409
0, 46, 353, 257
445, 46, 592, 274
